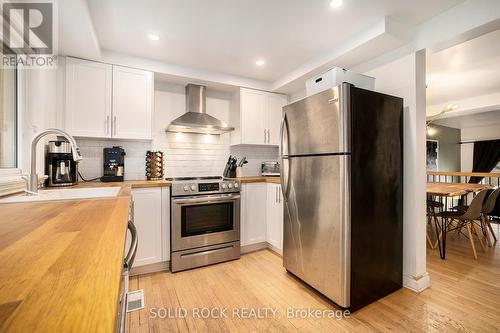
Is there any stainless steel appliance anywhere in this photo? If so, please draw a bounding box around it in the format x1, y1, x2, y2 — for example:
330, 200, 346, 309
45, 138, 79, 187
281, 83, 403, 311
166, 84, 234, 134
117, 201, 138, 333
261, 161, 280, 176
102, 146, 126, 182
169, 176, 241, 272
30, 129, 81, 193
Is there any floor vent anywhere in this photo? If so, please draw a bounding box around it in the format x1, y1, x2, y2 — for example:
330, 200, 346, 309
126, 289, 145, 312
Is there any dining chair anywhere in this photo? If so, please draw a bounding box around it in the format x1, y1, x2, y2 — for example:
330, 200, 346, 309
452, 188, 499, 246
438, 189, 489, 259
427, 198, 443, 249
480, 187, 500, 246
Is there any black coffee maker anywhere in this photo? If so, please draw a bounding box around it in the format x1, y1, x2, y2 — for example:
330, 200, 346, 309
102, 146, 126, 182
45, 138, 78, 187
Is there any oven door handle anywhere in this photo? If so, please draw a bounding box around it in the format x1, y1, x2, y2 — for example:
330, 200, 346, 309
173, 194, 240, 205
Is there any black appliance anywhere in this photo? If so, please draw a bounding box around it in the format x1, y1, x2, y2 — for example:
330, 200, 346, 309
281, 83, 403, 311
102, 146, 126, 182
45, 138, 78, 187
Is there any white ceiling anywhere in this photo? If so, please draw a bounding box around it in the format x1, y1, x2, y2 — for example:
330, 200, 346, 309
433, 110, 500, 129
87, 0, 461, 83
426, 28, 500, 107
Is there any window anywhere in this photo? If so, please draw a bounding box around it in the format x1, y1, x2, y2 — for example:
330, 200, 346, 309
0, 61, 17, 168
494, 161, 500, 173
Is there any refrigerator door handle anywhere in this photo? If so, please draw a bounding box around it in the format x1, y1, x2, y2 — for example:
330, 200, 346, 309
280, 113, 290, 201
279, 113, 289, 157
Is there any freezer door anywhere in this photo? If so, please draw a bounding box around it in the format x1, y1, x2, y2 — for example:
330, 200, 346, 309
281, 84, 350, 157
282, 154, 350, 307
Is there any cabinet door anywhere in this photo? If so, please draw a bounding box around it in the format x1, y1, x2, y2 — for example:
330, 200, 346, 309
112, 66, 153, 140
161, 187, 171, 261
240, 89, 267, 144
131, 188, 163, 267
267, 94, 288, 146
241, 183, 267, 245
65, 57, 112, 137
266, 184, 284, 251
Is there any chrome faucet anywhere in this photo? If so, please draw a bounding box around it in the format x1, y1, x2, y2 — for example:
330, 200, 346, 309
29, 128, 83, 194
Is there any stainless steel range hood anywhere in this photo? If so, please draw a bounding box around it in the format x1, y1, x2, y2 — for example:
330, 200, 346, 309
166, 84, 234, 134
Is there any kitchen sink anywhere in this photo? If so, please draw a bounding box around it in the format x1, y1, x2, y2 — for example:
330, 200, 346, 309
0, 187, 121, 204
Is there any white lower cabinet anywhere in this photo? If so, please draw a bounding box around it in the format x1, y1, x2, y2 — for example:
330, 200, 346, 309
130, 187, 170, 268
241, 183, 267, 246
266, 183, 284, 252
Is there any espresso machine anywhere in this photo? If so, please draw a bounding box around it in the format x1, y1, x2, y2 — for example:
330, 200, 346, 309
102, 146, 126, 182
45, 138, 78, 187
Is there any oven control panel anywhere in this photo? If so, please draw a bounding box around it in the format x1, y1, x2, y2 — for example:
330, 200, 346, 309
171, 179, 240, 196
198, 183, 219, 192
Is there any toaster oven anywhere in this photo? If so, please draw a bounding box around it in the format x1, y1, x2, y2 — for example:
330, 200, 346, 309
261, 161, 280, 176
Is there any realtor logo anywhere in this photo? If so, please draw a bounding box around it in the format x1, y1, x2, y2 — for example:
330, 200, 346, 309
1, 1, 57, 68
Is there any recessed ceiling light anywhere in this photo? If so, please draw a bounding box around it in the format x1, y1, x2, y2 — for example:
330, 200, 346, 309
148, 34, 160, 41
329, 0, 343, 8
256, 59, 265, 66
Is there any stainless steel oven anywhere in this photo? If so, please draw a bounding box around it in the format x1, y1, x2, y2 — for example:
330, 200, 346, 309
169, 177, 241, 272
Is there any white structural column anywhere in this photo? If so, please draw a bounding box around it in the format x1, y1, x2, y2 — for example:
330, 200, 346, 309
366, 50, 429, 292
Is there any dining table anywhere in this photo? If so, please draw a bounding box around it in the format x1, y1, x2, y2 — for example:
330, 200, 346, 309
426, 182, 493, 259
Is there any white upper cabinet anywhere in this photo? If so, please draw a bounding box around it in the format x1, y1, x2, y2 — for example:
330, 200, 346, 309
112, 66, 153, 140
64, 57, 153, 140
267, 94, 288, 145
231, 88, 288, 146
266, 183, 284, 252
240, 89, 267, 144
65, 57, 112, 138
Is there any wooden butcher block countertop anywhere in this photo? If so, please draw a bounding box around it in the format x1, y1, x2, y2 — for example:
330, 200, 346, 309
232, 176, 281, 184
0, 180, 170, 333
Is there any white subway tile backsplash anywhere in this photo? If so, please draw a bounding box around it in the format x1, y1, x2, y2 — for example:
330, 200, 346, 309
230, 145, 279, 176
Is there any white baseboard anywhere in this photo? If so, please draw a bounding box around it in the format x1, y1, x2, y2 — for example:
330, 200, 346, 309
240, 242, 268, 254
267, 243, 283, 256
403, 272, 430, 292
240, 241, 283, 256
130, 261, 169, 276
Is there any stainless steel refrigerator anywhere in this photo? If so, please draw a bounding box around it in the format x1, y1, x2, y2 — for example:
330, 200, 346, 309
280, 83, 403, 311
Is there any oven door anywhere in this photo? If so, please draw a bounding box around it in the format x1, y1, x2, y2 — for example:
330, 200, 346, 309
171, 193, 240, 251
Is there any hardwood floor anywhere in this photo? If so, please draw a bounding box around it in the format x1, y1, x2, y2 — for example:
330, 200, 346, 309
127, 224, 500, 333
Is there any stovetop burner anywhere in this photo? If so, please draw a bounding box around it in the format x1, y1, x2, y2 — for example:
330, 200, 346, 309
166, 176, 223, 181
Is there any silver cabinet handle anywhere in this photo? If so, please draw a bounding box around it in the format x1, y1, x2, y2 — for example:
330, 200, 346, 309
275, 186, 278, 203
106, 116, 110, 135
113, 116, 117, 136
264, 129, 267, 143
267, 129, 270, 144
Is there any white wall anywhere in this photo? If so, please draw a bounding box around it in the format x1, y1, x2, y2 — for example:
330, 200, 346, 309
152, 82, 233, 178
365, 51, 429, 292
460, 124, 500, 172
